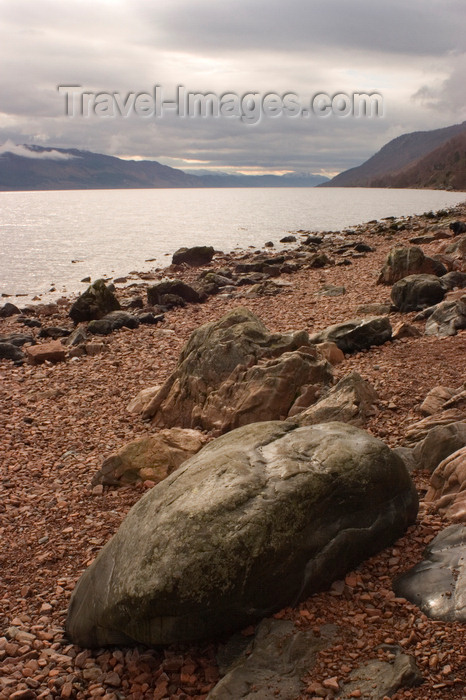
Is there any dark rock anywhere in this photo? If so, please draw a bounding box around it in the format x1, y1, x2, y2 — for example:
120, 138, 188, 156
449, 220, 466, 236
377, 246, 447, 285
69, 279, 120, 323
394, 525, 466, 621
124, 296, 144, 309
63, 327, 88, 347
303, 235, 323, 245
141, 307, 332, 432
0, 343, 26, 363
280, 235, 296, 243
353, 241, 374, 253
425, 295, 466, 336
309, 316, 392, 353
264, 240, 274, 247
0, 333, 35, 347
391, 274, 446, 312
66, 420, 418, 647
38, 326, 71, 339
410, 422, 466, 473
18, 317, 42, 328
172, 245, 215, 266
307, 252, 333, 268
337, 647, 422, 699
147, 280, 206, 306
0, 302, 21, 317
207, 619, 336, 700
440, 271, 466, 290
137, 312, 164, 325
88, 311, 140, 335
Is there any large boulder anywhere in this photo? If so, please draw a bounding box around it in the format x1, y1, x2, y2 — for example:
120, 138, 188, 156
291, 371, 378, 427
172, 245, 215, 267
424, 447, 466, 522
92, 428, 208, 486
425, 295, 466, 336
142, 308, 333, 432
66, 421, 418, 647
377, 246, 447, 285
0, 302, 21, 317
391, 274, 446, 312
394, 525, 466, 622
308, 316, 392, 353
69, 279, 120, 323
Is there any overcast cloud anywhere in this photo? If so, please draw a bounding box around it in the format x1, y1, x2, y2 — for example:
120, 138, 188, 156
0, 0, 464, 175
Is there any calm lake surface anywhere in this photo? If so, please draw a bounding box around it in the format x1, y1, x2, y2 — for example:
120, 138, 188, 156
1, 187, 465, 299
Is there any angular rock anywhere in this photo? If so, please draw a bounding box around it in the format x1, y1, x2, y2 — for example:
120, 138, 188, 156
207, 619, 336, 700
425, 295, 466, 336
126, 386, 161, 415
172, 245, 215, 266
449, 221, 466, 235
0, 342, 26, 363
92, 428, 208, 486
440, 270, 466, 290
377, 246, 447, 285
66, 420, 418, 647
391, 321, 422, 340
315, 341, 345, 365
63, 327, 88, 347
336, 648, 422, 699
147, 280, 206, 306
410, 422, 466, 473
291, 371, 378, 427
25, 340, 66, 365
425, 447, 466, 522
394, 525, 466, 622
404, 412, 466, 447
391, 274, 446, 312
420, 385, 459, 415
308, 316, 392, 353
142, 307, 331, 431
69, 279, 120, 323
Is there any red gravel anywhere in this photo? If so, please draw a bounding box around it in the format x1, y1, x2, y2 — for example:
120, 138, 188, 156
1, 205, 465, 700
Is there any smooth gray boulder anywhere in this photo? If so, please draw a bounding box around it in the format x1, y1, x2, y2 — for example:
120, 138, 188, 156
336, 647, 422, 699
66, 420, 418, 647
308, 316, 392, 353
394, 525, 466, 622
391, 274, 446, 312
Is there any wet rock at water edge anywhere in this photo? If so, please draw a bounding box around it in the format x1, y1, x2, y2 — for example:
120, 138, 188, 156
69, 279, 121, 323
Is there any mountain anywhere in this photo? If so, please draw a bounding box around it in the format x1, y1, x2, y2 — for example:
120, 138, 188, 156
0, 144, 327, 190
371, 132, 466, 191
321, 121, 466, 188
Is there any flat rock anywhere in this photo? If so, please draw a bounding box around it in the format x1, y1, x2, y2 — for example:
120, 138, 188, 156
308, 316, 392, 353
25, 340, 66, 365
66, 420, 418, 647
420, 386, 459, 415
337, 647, 422, 699
394, 525, 466, 622
207, 619, 336, 700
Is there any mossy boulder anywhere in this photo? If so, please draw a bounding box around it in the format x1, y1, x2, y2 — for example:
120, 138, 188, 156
69, 279, 120, 323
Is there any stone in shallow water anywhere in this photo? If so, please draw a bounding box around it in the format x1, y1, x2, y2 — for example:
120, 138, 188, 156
393, 524, 466, 622
66, 420, 418, 647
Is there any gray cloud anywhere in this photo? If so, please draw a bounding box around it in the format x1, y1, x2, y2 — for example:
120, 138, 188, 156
0, 0, 464, 175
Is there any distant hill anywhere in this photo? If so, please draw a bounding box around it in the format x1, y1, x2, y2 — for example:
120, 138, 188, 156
0, 144, 328, 190
321, 121, 466, 189
371, 132, 466, 191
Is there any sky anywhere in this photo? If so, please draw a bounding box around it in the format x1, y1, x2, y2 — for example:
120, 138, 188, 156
0, 0, 465, 176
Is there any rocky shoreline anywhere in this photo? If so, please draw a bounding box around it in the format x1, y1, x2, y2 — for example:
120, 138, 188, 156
1, 203, 466, 700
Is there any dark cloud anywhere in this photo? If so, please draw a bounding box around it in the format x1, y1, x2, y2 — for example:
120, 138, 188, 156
0, 0, 464, 175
